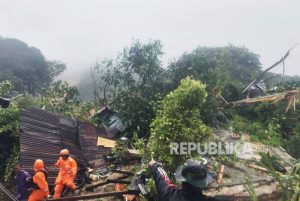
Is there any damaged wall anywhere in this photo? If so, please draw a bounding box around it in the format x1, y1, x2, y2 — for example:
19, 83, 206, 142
20, 109, 112, 185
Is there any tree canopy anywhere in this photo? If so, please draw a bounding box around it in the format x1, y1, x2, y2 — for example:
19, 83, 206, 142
167, 45, 261, 95
90, 40, 166, 138
0, 37, 66, 95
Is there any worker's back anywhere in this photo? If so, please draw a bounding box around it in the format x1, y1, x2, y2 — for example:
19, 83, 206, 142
159, 187, 216, 201
150, 163, 218, 201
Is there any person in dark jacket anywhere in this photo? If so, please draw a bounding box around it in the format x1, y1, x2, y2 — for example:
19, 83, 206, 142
149, 159, 218, 201
14, 163, 31, 201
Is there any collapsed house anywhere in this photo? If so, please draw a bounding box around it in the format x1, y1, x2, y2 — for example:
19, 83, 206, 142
19, 108, 141, 201
19, 108, 116, 185
18, 109, 297, 201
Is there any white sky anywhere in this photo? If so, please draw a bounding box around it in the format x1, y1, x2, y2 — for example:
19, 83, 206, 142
1, 0, 299, 83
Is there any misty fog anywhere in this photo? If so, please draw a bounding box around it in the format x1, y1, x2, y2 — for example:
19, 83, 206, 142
1, 0, 299, 90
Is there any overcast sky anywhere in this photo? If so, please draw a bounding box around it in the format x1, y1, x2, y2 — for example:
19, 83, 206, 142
1, 0, 299, 83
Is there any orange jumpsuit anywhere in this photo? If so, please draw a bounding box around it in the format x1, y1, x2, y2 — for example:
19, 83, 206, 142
28, 160, 49, 201
54, 156, 77, 199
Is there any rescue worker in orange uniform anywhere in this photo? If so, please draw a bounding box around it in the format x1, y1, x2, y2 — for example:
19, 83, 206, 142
28, 159, 49, 201
53, 149, 77, 199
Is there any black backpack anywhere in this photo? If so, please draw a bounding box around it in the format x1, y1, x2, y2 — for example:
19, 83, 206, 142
27, 170, 48, 190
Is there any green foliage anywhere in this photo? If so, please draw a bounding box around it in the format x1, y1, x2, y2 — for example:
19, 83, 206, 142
167, 45, 260, 91
94, 40, 165, 102
43, 81, 97, 122
230, 113, 282, 146
131, 132, 150, 162
91, 40, 166, 138
0, 37, 66, 95
249, 122, 281, 146
42, 81, 84, 118
111, 92, 155, 138
46, 60, 67, 80
4, 145, 19, 182
228, 102, 287, 146
167, 45, 261, 126
15, 95, 39, 109
243, 174, 258, 201
0, 105, 19, 136
258, 153, 300, 201
0, 79, 98, 181
265, 73, 300, 90
230, 115, 251, 133
228, 92, 300, 152
276, 80, 300, 91
111, 139, 128, 164
286, 133, 300, 158
225, 77, 300, 156
0, 80, 13, 97
291, 189, 300, 201
0, 104, 20, 181
149, 77, 212, 172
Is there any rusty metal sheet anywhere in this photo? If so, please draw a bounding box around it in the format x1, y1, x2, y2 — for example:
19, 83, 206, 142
20, 109, 113, 185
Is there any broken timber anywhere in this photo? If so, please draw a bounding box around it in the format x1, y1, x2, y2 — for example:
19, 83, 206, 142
241, 44, 298, 96
221, 89, 299, 112
85, 169, 134, 190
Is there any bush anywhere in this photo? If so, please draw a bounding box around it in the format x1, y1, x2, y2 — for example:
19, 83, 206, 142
230, 114, 282, 146
286, 133, 300, 158
0, 105, 20, 181
149, 77, 212, 172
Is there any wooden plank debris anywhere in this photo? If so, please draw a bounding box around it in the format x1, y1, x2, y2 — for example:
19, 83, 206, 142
221, 89, 299, 113
47, 190, 140, 201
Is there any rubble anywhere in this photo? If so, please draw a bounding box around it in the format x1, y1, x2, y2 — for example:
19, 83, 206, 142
18, 109, 296, 200
204, 129, 297, 200
18, 108, 142, 200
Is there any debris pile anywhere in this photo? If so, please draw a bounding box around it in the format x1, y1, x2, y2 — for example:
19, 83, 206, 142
20, 109, 113, 185
19, 108, 141, 200
204, 130, 296, 200
18, 109, 297, 200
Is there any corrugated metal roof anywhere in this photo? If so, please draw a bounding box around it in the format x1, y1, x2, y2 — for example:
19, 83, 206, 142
78, 122, 111, 168
20, 109, 112, 185
96, 107, 127, 138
